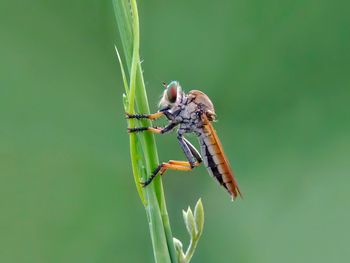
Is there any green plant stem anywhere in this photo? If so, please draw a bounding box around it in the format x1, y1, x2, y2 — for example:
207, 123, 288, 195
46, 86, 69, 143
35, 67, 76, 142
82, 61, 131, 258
113, 0, 176, 262
184, 238, 197, 262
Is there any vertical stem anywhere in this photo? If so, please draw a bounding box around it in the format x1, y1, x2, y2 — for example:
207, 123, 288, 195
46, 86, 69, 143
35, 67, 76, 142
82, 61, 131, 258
113, 0, 176, 261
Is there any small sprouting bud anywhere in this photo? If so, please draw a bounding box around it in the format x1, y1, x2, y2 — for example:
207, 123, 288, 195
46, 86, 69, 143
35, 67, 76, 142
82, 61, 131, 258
194, 198, 204, 236
173, 237, 185, 262
183, 207, 196, 238
180, 199, 205, 263
173, 237, 183, 251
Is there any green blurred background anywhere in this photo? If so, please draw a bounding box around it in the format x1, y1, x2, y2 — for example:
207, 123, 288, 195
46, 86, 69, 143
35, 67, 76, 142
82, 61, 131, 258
1, 0, 349, 262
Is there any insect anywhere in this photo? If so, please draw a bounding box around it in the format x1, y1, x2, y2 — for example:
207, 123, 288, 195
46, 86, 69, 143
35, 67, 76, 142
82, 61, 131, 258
127, 81, 242, 200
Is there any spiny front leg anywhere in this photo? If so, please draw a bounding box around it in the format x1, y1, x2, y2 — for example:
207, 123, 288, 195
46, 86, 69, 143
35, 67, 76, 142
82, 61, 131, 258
128, 127, 163, 134
127, 122, 178, 134
141, 160, 200, 187
126, 111, 164, 120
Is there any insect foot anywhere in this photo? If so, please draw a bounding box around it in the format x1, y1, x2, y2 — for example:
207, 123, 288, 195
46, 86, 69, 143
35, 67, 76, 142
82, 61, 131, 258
125, 112, 149, 119
140, 175, 154, 188
127, 127, 148, 133
140, 164, 163, 187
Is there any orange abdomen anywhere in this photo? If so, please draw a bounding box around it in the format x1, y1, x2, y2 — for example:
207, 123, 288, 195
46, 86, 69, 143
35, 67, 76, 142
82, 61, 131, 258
199, 121, 241, 199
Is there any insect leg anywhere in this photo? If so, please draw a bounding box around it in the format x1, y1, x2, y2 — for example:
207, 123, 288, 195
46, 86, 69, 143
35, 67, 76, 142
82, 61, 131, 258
128, 127, 162, 134
177, 135, 197, 167
126, 111, 164, 120
141, 160, 200, 187
128, 122, 178, 134
182, 137, 202, 164
168, 160, 196, 165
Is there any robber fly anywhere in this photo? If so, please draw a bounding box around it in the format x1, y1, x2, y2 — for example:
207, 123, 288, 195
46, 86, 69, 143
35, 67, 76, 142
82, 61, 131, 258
127, 81, 242, 200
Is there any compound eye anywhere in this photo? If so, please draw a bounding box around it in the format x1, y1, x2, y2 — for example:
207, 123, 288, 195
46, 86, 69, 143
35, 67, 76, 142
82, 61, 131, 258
166, 83, 177, 103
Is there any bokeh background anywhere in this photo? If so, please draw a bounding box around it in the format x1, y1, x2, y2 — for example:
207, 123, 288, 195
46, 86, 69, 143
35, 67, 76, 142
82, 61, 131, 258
1, 0, 349, 262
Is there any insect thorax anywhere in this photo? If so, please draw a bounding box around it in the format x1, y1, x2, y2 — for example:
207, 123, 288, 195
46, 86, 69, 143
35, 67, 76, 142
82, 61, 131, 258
174, 99, 208, 136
